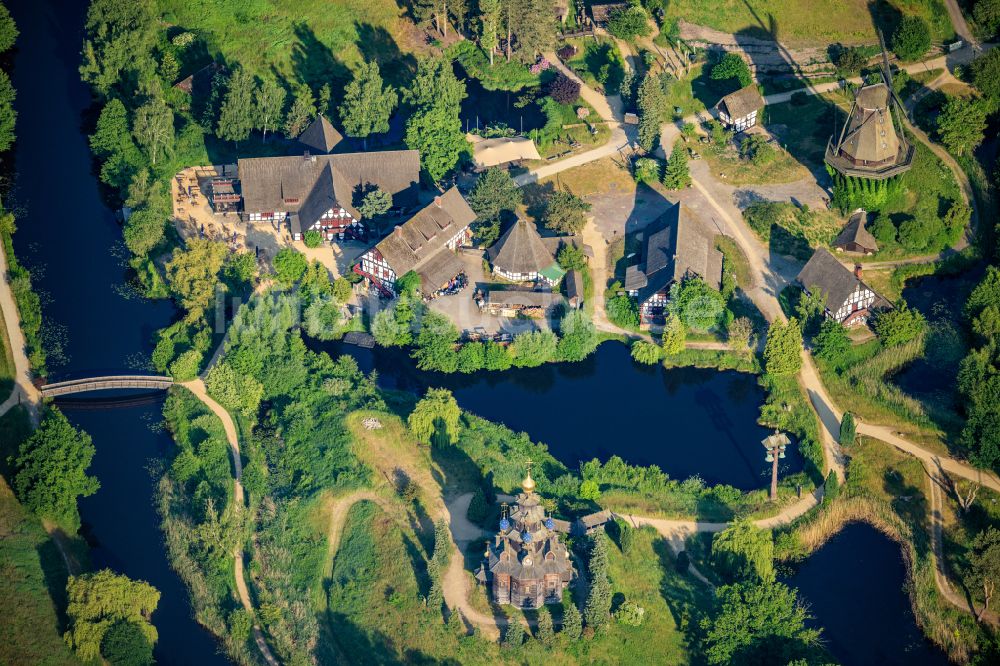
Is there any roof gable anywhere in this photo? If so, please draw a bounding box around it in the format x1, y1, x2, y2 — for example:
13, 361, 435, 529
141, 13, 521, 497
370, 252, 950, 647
797, 247, 887, 310
488, 218, 557, 274
833, 209, 878, 252
718, 84, 764, 120
630, 204, 723, 302
298, 115, 343, 153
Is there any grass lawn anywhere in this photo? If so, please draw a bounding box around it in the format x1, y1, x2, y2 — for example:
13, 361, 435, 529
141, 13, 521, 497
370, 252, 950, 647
0, 303, 14, 403
941, 479, 1000, 611
743, 201, 845, 261
536, 157, 636, 198
158, 0, 426, 90
700, 139, 811, 185
663, 0, 954, 47
765, 93, 845, 171
321, 498, 696, 664
563, 37, 626, 95
0, 476, 79, 666
714, 235, 753, 288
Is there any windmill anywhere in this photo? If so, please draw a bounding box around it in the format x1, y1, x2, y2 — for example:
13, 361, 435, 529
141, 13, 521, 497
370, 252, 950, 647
825, 29, 915, 180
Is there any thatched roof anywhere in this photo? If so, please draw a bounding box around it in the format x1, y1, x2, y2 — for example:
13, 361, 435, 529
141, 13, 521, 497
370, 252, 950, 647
238, 150, 419, 228
717, 84, 763, 120
488, 218, 557, 275
624, 204, 723, 303
835, 83, 901, 164
796, 247, 890, 310
298, 115, 344, 153
833, 209, 879, 252
374, 186, 476, 281
566, 270, 583, 304
467, 134, 541, 168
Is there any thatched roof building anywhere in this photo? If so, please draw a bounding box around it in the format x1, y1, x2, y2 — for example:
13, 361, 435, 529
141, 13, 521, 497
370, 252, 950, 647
488, 218, 562, 284
833, 209, 879, 255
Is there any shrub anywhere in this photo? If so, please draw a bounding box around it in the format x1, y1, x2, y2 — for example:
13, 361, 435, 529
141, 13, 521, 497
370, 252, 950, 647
633, 157, 661, 184
710, 52, 752, 87
547, 73, 581, 104
607, 293, 640, 329
168, 349, 203, 381
101, 620, 153, 666
661, 313, 686, 354
544, 191, 591, 234
891, 16, 931, 61
303, 230, 323, 248
607, 5, 652, 40
614, 601, 646, 626
272, 247, 308, 284
873, 302, 926, 346
739, 134, 775, 165
870, 214, 897, 245
557, 243, 587, 270
763, 318, 802, 375
557, 309, 598, 361
813, 319, 850, 364
834, 46, 867, 75
839, 412, 856, 446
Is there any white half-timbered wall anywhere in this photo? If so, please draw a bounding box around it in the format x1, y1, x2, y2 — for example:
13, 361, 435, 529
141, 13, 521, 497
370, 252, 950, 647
247, 210, 287, 222
826, 283, 876, 324
310, 206, 360, 238
639, 290, 669, 321
720, 109, 757, 132
493, 268, 556, 284
359, 248, 397, 290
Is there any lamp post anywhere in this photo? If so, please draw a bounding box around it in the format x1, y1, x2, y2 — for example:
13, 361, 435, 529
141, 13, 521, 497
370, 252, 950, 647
762, 431, 791, 501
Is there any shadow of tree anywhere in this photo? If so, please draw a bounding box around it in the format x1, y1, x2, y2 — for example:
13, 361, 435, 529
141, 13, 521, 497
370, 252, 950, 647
291, 22, 352, 104
652, 536, 712, 661
355, 22, 418, 89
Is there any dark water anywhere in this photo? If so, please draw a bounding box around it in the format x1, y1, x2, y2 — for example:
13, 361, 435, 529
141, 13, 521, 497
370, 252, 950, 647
785, 522, 949, 665
8, 0, 229, 663
315, 339, 802, 490
456, 63, 545, 135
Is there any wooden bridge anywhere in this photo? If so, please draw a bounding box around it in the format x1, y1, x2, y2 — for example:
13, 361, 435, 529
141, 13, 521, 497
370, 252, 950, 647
40, 375, 175, 397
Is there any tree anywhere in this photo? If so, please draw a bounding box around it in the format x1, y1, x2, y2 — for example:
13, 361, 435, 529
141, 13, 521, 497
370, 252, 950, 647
544, 191, 591, 234
557, 309, 598, 361
970, 527, 1000, 617
536, 607, 555, 645
80, 0, 157, 96
631, 340, 662, 365
562, 600, 583, 639
101, 620, 154, 666
0, 3, 18, 53
15, 408, 100, 530
467, 167, 522, 245
661, 313, 686, 354
372, 306, 413, 347
0, 70, 15, 153
207, 362, 264, 417
467, 487, 489, 523
405, 58, 467, 182
584, 534, 612, 629
65, 570, 160, 662
508, 0, 557, 61
484, 340, 514, 370
873, 301, 925, 347
702, 581, 820, 665
739, 134, 775, 165
795, 286, 827, 337
91, 98, 131, 157
614, 601, 645, 626
284, 86, 315, 138
132, 96, 173, 165
478, 0, 502, 65
169, 349, 203, 381
975, 0, 1000, 36
669, 278, 725, 332
253, 79, 285, 142
728, 316, 754, 352
813, 319, 850, 364
711, 52, 752, 87
633, 157, 661, 184
272, 247, 308, 285
557, 243, 586, 270
510, 330, 558, 367
412, 312, 461, 372
607, 292, 641, 328
764, 318, 803, 375
579, 479, 601, 500
502, 620, 525, 649
547, 73, 581, 104
711, 520, 775, 583
891, 15, 931, 61
870, 214, 897, 245
457, 341, 486, 373
970, 48, 1000, 101
839, 412, 856, 446
607, 5, 651, 39
834, 46, 867, 76
636, 74, 666, 150
340, 62, 398, 144
123, 207, 166, 256
165, 239, 228, 322
358, 187, 393, 220
409, 387, 461, 445
217, 68, 255, 144
662, 141, 690, 189
936, 97, 988, 156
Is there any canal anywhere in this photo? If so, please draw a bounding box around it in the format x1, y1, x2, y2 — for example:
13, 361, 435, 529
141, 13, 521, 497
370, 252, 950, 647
2, 0, 951, 663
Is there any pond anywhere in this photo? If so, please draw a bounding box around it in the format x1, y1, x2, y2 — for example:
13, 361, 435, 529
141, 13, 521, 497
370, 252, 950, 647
455, 63, 546, 135
785, 522, 949, 665
312, 340, 804, 491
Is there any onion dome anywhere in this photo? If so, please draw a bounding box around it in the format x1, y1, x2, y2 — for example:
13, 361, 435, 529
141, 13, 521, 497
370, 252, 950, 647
522, 531, 533, 543
521, 470, 535, 493
544, 517, 555, 530
499, 518, 510, 531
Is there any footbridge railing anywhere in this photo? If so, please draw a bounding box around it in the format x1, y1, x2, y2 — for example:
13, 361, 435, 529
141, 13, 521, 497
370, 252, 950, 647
40, 375, 175, 397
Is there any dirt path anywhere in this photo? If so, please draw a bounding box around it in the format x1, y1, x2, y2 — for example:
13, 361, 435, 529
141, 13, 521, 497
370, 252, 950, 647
580, 217, 615, 333
178, 379, 278, 666
0, 247, 41, 423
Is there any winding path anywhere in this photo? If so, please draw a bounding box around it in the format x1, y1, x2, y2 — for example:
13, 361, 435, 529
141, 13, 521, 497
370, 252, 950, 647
0, 247, 41, 422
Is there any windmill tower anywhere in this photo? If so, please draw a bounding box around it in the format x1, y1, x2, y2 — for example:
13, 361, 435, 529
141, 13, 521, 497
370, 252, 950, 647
825, 31, 915, 180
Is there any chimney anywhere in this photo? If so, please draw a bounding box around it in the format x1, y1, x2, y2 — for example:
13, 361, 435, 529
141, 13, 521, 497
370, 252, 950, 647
434, 195, 442, 208
303, 150, 315, 163
854, 264, 863, 279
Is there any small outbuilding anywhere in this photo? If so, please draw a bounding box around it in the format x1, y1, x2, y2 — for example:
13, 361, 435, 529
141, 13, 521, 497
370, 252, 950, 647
566, 270, 584, 309
833, 209, 879, 255
716, 84, 764, 132
480, 289, 565, 318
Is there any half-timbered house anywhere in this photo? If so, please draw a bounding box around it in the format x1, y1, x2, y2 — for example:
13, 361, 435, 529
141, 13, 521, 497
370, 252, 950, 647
355, 187, 476, 297
624, 203, 723, 325
487, 218, 562, 285
237, 149, 419, 242
716, 84, 764, 132
796, 248, 891, 326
